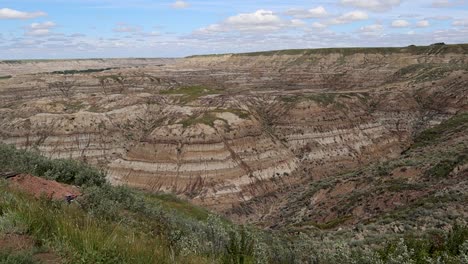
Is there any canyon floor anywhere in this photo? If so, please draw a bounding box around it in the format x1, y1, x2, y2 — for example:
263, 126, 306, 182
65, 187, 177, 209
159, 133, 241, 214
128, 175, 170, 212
1, 44, 467, 238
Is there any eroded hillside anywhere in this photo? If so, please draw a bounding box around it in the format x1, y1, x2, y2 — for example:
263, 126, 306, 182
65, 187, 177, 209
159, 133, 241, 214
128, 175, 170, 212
0, 44, 467, 228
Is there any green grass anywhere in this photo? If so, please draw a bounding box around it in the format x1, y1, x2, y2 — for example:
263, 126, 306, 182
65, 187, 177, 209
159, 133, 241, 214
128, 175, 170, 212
300, 215, 353, 230
412, 112, 468, 148
394, 63, 468, 83
1, 143, 468, 263
178, 108, 249, 128
0, 144, 281, 263
0, 250, 37, 264
385, 179, 425, 192
306, 94, 336, 106
189, 44, 468, 58
221, 109, 250, 119
0, 184, 204, 264
179, 112, 224, 128
425, 154, 467, 179
160, 86, 221, 103
143, 192, 211, 221
50, 68, 114, 75
0, 143, 106, 187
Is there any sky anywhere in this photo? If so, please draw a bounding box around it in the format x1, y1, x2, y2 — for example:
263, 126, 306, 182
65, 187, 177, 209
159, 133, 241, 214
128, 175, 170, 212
0, 0, 467, 59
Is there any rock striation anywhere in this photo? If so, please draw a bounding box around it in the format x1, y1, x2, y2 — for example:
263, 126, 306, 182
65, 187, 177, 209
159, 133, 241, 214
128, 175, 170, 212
1, 44, 467, 219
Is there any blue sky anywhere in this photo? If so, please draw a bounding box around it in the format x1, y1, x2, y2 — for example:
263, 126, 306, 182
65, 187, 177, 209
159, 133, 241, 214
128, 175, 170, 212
0, 0, 467, 59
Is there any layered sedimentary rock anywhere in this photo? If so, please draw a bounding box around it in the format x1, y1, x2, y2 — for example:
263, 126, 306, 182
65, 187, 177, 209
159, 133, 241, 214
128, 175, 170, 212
1, 44, 467, 217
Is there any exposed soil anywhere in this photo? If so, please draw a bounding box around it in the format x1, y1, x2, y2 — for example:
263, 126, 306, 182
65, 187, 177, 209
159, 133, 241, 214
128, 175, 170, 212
0, 233, 35, 251
8, 174, 81, 201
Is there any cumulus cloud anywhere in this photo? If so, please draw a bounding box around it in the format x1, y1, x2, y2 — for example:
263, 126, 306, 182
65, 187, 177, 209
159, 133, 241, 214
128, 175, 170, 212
329, 11, 368, 25
26, 21, 56, 36
171, 1, 190, 9
285, 6, 328, 19
195, 10, 304, 34
340, 0, 401, 12
360, 24, 384, 35
425, 15, 452, 20
311, 22, 327, 29
416, 20, 430, 27
431, 0, 466, 8
113, 23, 142, 33
391, 19, 410, 28
0, 8, 46, 19
453, 19, 468, 27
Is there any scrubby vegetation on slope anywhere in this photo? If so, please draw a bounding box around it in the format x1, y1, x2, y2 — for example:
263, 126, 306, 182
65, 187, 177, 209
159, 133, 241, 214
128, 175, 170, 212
1, 142, 468, 263
160, 85, 221, 103
0, 144, 289, 263
188, 44, 468, 58
50, 68, 115, 75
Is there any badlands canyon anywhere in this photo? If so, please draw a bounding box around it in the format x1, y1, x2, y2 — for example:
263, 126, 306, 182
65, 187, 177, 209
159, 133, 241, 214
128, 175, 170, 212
1, 44, 467, 231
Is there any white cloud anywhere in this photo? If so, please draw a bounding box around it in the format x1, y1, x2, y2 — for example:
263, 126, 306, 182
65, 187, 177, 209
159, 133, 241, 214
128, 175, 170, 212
359, 24, 384, 36
225, 10, 282, 27
431, 0, 466, 8
392, 19, 410, 28
26, 21, 56, 36
311, 22, 327, 29
416, 20, 430, 27
196, 10, 304, 34
453, 19, 468, 27
113, 23, 142, 33
425, 15, 452, 20
171, 1, 190, 9
329, 11, 368, 24
0, 8, 46, 19
291, 19, 306, 27
285, 6, 328, 19
340, 0, 401, 12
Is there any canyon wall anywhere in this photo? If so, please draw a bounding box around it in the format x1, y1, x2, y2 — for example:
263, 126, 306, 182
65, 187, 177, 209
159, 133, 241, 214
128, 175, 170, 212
1, 44, 467, 216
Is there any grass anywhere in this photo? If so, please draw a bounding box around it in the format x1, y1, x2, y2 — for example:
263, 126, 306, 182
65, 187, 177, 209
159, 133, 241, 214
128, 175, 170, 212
412, 112, 468, 148
160, 86, 221, 103
1, 143, 468, 263
0, 184, 202, 264
385, 179, 425, 192
179, 112, 224, 128
425, 155, 467, 179
189, 44, 468, 58
394, 63, 468, 83
0, 143, 106, 187
0, 250, 37, 264
306, 94, 336, 106
221, 109, 250, 119
50, 68, 114, 75
178, 108, 250, 128
0, 143, 273, 263
309, 215, 353, 230
279, 93, 359, 106
143, 192, 211, 221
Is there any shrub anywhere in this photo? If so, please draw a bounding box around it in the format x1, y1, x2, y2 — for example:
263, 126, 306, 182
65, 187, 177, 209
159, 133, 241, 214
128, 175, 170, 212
0, 251, 37, 264
0, 143, 106, 187
425, 155, 465, 178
